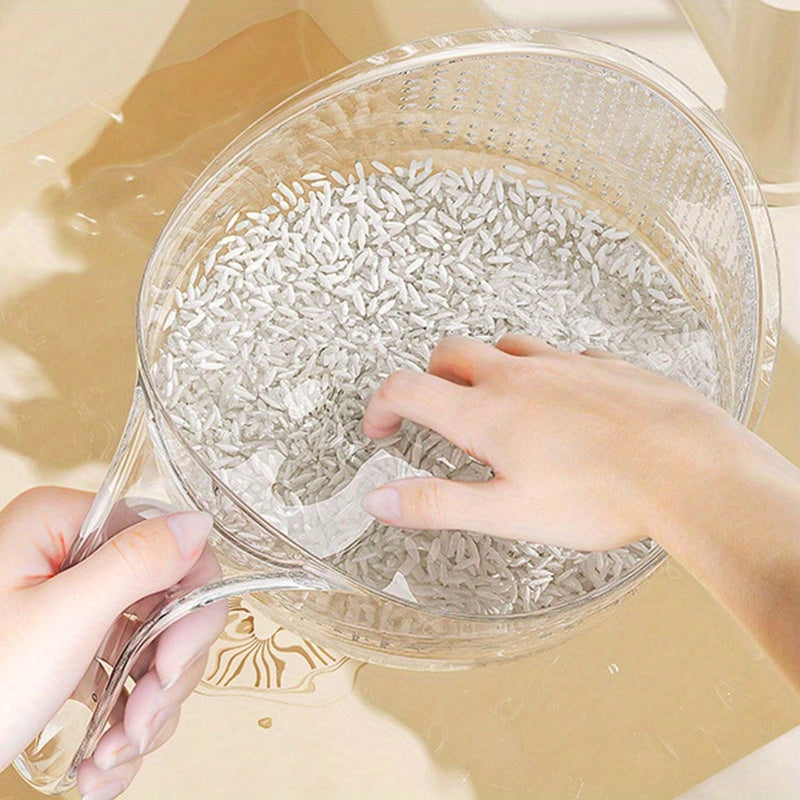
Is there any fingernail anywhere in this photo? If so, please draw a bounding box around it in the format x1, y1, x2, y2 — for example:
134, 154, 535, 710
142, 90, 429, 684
166, 511, 213, 558
137, 706, 174, 754
159, 650, 206, 692
159, 671, 181, 692
83, 779, 126, 800
94, 741, 139, 772
361, 486, 400, 522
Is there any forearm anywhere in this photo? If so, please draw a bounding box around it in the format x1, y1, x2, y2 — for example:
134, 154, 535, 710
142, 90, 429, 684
655, 424, 800, 686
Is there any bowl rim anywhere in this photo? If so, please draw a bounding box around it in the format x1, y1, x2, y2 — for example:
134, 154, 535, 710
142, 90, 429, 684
135, 26, 780, 624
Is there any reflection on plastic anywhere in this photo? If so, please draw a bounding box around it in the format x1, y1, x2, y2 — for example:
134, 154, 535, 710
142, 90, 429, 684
221, 448, 429, 558
383, 570, 417, 602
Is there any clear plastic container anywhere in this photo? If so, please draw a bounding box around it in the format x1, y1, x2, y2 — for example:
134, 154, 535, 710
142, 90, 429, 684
15, 28, 779, 795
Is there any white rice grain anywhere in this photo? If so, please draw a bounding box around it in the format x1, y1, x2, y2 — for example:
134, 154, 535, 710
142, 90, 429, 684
155, 161, 719, 617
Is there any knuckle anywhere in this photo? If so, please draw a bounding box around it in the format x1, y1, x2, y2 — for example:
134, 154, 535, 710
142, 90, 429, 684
495, 333, 515, 348
110, 527, 163, 585
379, 369, 415, 402
417, 481, 445, 527
16, 486, 52, 504
501, 357, 538, 390
13, 485, 66, 509
6, 486, 93, 527
510, 354, 558, 385
432, 335, 464, 358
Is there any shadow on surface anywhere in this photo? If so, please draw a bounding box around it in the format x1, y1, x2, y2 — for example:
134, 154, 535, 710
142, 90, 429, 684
0, 8, 347, 469
352, 546, 800, 800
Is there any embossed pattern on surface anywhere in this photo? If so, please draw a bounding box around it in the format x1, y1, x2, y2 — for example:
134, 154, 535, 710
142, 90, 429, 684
199, 597, 347, 696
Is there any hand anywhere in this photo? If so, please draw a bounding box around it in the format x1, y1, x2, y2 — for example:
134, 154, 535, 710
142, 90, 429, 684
0, 487, 227, 799
361, 334, 800, 686
361, 334, 734, 550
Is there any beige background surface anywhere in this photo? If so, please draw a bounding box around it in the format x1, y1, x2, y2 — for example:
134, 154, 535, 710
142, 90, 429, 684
1, 2, 799, 799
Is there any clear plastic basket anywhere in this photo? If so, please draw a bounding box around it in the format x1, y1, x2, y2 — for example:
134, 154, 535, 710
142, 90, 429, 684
15, 28, 779, 795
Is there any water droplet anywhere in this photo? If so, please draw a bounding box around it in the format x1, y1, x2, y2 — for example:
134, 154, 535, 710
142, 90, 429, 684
33, 154, 57, 166
495, 696, 521, 721
426, 721, 448, 752
70, 212, 99, 236
666, 563, 683, 580
89, 102, 124, 124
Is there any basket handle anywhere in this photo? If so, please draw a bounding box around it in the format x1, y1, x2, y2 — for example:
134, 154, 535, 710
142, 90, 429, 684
12, 387, 341, 795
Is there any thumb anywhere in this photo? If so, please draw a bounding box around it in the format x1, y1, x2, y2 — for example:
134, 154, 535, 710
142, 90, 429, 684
361, 477, 496, 534
50, 511, 213, 624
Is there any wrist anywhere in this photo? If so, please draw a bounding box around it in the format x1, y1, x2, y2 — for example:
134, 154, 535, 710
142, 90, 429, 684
646, 407, 800, 558
651, 416, 800, 685
649, 409, 800, 593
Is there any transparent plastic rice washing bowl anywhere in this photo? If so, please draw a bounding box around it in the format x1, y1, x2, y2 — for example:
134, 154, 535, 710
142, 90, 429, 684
16, 28, 779, 794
